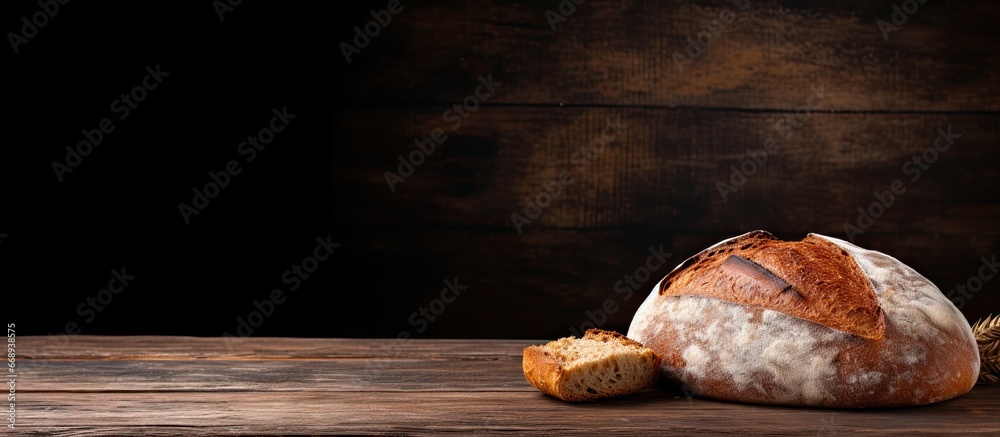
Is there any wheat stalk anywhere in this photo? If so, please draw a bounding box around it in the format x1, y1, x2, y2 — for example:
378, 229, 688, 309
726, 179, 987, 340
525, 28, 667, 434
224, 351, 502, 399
973, 314, 1000, 384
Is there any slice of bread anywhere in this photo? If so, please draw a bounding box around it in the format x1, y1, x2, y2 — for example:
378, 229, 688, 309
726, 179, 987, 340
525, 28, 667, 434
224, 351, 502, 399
522, 329, 661, 402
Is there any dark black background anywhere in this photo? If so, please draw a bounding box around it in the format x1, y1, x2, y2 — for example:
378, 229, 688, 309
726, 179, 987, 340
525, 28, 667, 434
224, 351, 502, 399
4, 1, 368, 338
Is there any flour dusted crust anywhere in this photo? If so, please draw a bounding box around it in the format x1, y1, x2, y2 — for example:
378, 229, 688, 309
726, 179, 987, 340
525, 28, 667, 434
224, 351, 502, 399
627, 231, 979, 408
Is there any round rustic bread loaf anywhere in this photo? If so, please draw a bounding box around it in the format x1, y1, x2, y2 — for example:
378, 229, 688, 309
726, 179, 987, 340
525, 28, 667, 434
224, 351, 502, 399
627, 230, 979, 408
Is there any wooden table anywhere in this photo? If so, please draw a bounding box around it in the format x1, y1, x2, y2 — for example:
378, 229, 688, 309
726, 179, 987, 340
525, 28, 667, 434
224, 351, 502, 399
13, 336, 1000, 435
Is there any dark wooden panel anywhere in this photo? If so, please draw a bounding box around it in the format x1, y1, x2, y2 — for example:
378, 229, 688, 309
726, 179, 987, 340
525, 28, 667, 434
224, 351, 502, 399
333, 107, 1000, 235
337, 0, 1000, 110
323, 229, 1000, 339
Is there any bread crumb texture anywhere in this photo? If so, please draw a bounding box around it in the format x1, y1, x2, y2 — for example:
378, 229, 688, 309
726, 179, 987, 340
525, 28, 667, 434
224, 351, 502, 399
628, 232, 979, 408
522, 329, 660, 402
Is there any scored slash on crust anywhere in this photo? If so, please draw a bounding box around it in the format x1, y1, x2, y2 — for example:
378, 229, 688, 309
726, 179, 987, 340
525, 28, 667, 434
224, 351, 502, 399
721, 255, 804, 300
656, 230, 885, 340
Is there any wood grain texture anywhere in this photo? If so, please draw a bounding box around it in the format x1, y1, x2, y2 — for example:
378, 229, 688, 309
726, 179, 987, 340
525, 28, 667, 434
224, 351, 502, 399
16, 336, 521, 360
334, 107, 1000, 233
17, 390, 1000, 435
331, 102, 1000, 336
336, 0, 1000, 110
330, 0, 1000, 339
13, 336, 1000, 435
18, 358, 533, 393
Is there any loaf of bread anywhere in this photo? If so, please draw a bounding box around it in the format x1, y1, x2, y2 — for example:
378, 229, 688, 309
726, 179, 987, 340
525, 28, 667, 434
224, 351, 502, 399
628, 231, 979, 408
522, 329, 661, 401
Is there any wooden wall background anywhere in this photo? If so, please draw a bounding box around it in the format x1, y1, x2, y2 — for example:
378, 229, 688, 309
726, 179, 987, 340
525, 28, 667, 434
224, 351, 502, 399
331, 0, 1000, 339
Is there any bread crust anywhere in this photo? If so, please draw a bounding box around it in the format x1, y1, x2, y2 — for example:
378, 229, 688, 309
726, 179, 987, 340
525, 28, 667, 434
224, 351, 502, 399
522, 345, 566, 399
658, 231, 884, 339
628, 231, 979, 408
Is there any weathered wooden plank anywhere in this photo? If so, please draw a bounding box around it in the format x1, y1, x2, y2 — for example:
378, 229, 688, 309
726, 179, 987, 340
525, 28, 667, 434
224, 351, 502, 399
14, 337, 1000, 434
16, 358, 530, 393
15, 387, 1000, 435
333, 107, 1000, 235
16, 336, 529, 360
336, 0, 1000, 111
